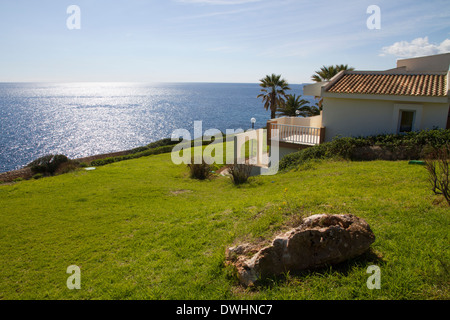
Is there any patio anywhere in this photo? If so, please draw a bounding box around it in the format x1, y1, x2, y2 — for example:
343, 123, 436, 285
267, 114, 326, 147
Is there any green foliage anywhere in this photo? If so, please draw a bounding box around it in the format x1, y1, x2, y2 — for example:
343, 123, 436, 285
27, 154, 69, 175
424, 144, 450, 205
130, 138, 179, 154
92, 138, 215, 167
276, 94, 311, 117
91, 144, 175, 167
311, 64, 355, 82
279, 144, 328, 170
78, 162, 89, 168
32, 173, 43, 180
54, 161, 80, 175
228, 163, 253, 185
257, 74, 290, 119
295, 104, 321, 118
279, 129, 450, 171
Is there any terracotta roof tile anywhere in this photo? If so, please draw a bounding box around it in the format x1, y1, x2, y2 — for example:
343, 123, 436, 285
327, 73, 447, 97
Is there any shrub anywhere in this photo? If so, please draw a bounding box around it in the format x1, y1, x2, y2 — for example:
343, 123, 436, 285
54, 161, 80, 175
279, 129, 450, 171
90, 157, 115, 167
92, 144, 176, 167
32, 173, 43, 180
27, 154, 69, 175
147, 138, 179, 149
139, 145, 174, 157
91, 136, 220, 168
187, 157, 212, 180
326, 136, 357, 159
424, 144, 450, 205
130, 146, 149, 154
279, 144, 329, 171
131, 138, 182, 154
228, 163, 253, 185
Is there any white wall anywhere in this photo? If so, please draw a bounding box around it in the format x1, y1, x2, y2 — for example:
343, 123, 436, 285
322, 97, 449, 141
271, 114, 322, 127
397, 53, 450, 73
421, 103, 449, 129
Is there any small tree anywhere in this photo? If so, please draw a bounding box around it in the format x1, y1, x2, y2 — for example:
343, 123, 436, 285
425, 145, 449, 205
27, 154, 69, 176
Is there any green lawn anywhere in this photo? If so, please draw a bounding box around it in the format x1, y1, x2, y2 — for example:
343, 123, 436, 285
0, 152, 448, 299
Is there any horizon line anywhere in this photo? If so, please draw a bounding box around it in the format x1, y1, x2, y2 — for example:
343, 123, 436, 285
0, 80, 311, 85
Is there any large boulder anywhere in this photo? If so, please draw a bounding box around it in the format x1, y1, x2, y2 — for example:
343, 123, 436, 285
226, 214, 375, 287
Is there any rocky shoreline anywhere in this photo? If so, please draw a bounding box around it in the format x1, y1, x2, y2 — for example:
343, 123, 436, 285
0, 149, 133, 183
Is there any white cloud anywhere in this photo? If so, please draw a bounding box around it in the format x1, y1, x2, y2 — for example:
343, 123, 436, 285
380, 37, 450, 57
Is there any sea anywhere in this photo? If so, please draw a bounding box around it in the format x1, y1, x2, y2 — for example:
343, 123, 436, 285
0, 82, 314, 173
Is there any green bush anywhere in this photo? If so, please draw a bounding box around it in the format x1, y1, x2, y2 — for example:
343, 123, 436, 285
424, 144, 450, 206
130, 146, 148, 153
54, 161, 80, 175
279, 129, 450, 171
90, 144, 176, 167
90, 136, 219, 168
279, 144, 328, 170
130, 138, 181, 154
187, 157, 212, 180
228, 163, 253, 185
32, 173, 43, 180
27, 154, 69, 175
351, 129, 450, 150
90, 158, 115, 167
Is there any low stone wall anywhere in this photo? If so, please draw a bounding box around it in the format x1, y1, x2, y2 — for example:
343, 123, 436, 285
351, 145, 422, 161
0, 167, 33, 182
74, 150, 132, 164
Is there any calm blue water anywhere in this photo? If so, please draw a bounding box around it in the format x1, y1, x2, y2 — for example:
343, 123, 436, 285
0, 82, 313, 173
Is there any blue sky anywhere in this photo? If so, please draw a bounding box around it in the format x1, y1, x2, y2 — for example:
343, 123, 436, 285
0, 0, 449, 83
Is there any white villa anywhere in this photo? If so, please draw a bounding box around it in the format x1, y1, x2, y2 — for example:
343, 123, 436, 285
267, 53, 450, 158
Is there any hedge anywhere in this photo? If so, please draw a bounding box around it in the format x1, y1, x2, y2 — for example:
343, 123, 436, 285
278, 129, 450, 171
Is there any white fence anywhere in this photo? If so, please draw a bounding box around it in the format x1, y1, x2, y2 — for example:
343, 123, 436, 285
269, 123, 322, 145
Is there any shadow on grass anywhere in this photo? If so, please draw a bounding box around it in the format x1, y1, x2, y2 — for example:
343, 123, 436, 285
250, 248, 385, 290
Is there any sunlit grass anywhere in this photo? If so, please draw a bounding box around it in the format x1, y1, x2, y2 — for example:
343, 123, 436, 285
0, 152, 448, 299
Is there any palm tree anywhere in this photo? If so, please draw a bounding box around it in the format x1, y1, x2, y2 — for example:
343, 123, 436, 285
296, 104, 321, 117
276, 94, 311, 117
311, 64, 354, 109
257, 74, 290, 119
311, 64, 354, 82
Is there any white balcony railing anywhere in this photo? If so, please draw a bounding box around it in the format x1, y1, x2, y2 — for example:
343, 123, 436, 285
269, 123, 323, 145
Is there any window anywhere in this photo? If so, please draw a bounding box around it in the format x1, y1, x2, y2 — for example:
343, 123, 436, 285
392, 104, 422, 134
398, 110, 415, 133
